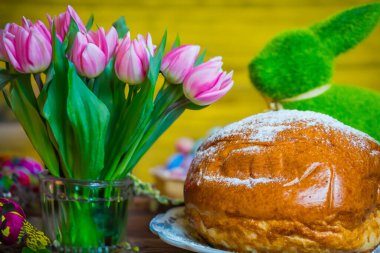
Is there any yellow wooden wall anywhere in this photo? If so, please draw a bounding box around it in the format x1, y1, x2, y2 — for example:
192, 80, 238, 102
0, 0, 379, 182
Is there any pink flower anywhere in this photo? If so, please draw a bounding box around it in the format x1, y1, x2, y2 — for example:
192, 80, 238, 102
48, 5, 86, 42
115, 32, 155, 84
183, 57, 234, 106
160, 45, 200, 84
70, 27, 117, 78
87, 27, 118, 61
2, 19, 52, 73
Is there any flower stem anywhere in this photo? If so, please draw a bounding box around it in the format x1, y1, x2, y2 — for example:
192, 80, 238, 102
88, 78, 95, 91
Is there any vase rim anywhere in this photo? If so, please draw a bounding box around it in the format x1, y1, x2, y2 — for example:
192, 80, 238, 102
38, 170, 133, 187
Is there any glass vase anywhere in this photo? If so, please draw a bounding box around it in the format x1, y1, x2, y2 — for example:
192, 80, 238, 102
39, 172, 133, 253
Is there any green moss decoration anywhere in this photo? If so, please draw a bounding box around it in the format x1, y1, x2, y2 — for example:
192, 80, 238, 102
284, 85, 380, 141
311, 3, 380, 56
249, 30, 333, 100
248, 2, 380, 141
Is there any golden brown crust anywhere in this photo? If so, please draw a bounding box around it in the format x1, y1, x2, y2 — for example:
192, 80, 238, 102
184, 110, 380, 252
186, 206, 380, 253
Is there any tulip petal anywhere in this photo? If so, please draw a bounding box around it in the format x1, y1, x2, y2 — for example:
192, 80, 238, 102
115, 32, 154, 84
80, 44, 106, 78
67, 5, 86, 32
124, 46, 145, 84
106, 27, 118, 60
161, 45, 200, 84
70, 32, 88, 70
27, 30, 52, 73
183, 57, 233, 106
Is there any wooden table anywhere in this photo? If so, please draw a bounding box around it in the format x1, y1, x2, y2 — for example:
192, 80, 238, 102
0, 197, 191, 253
128, 198, 191, 253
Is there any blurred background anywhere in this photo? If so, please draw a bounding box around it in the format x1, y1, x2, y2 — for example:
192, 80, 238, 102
0, 0, 379, 182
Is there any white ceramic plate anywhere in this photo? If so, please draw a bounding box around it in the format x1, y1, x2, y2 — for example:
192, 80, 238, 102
150, 207, 230, 253
150, 207, 380, 253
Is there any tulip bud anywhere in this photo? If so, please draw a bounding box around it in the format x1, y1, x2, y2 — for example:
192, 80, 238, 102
87, 27, 118, 61
161, 45, 200, 84
3, 20, 52, 73
115, 32, 155, 84
48, 5, 86, 42
70, 32, 107, 78
183, 57, 234, 106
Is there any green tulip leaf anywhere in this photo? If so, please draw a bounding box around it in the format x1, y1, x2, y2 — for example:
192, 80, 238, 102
186, 102, 208, 110
93, 60, 114, 113
86, 14, 94, 31
0, 69, 17, 90
126, 105, 185, 174
67, 63, 110, 179
113, 16, 129, 39
148, 30, 167, 87
194, 50, 207, 66
171, 33, 181, 49
11, 76, 59, 176
103, 81, 151, 179
63, 17, 80, 54
43, 23, 74, 178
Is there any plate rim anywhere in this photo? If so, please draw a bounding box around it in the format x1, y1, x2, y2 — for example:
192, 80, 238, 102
149, 206, 231, 253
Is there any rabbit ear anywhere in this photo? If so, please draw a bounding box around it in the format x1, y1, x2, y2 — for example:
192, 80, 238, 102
311, 3, 380, 56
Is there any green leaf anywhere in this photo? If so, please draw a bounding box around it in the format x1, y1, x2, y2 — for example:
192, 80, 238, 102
103, 82, 151, 179
44, 64, 55, 85
171, 33, 181, 49
126, 106, 185, 174
186, 102, 208, 110
67, 63, 110, 179
11, 76, 59, 176
93, 59, 114, 112
63, 17, 80, 54
194, 50, 207, 66
86, 14, 94, 31
112, 16, 129, 38
153, 85, 183, 121
43, 23, 74, 178
0, 69, 17, 90
147, 31, 167, 87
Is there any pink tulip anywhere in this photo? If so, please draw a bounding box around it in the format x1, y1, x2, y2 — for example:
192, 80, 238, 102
70, 27, 117, 78
48, 5, 86, 42
3, 19, 52, 73
87, 27, 118, 61
161, 45, 200, 84
115, 32, 155, 84
183, 57, 234, 106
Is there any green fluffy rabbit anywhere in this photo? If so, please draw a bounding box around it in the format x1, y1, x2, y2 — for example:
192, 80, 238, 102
249, 3, 380, 141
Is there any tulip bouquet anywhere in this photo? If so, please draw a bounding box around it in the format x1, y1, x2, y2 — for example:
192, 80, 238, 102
0, 6, 233, 182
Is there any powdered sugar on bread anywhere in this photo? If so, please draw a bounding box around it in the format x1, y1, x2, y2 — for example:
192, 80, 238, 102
206, 110, 378, 151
